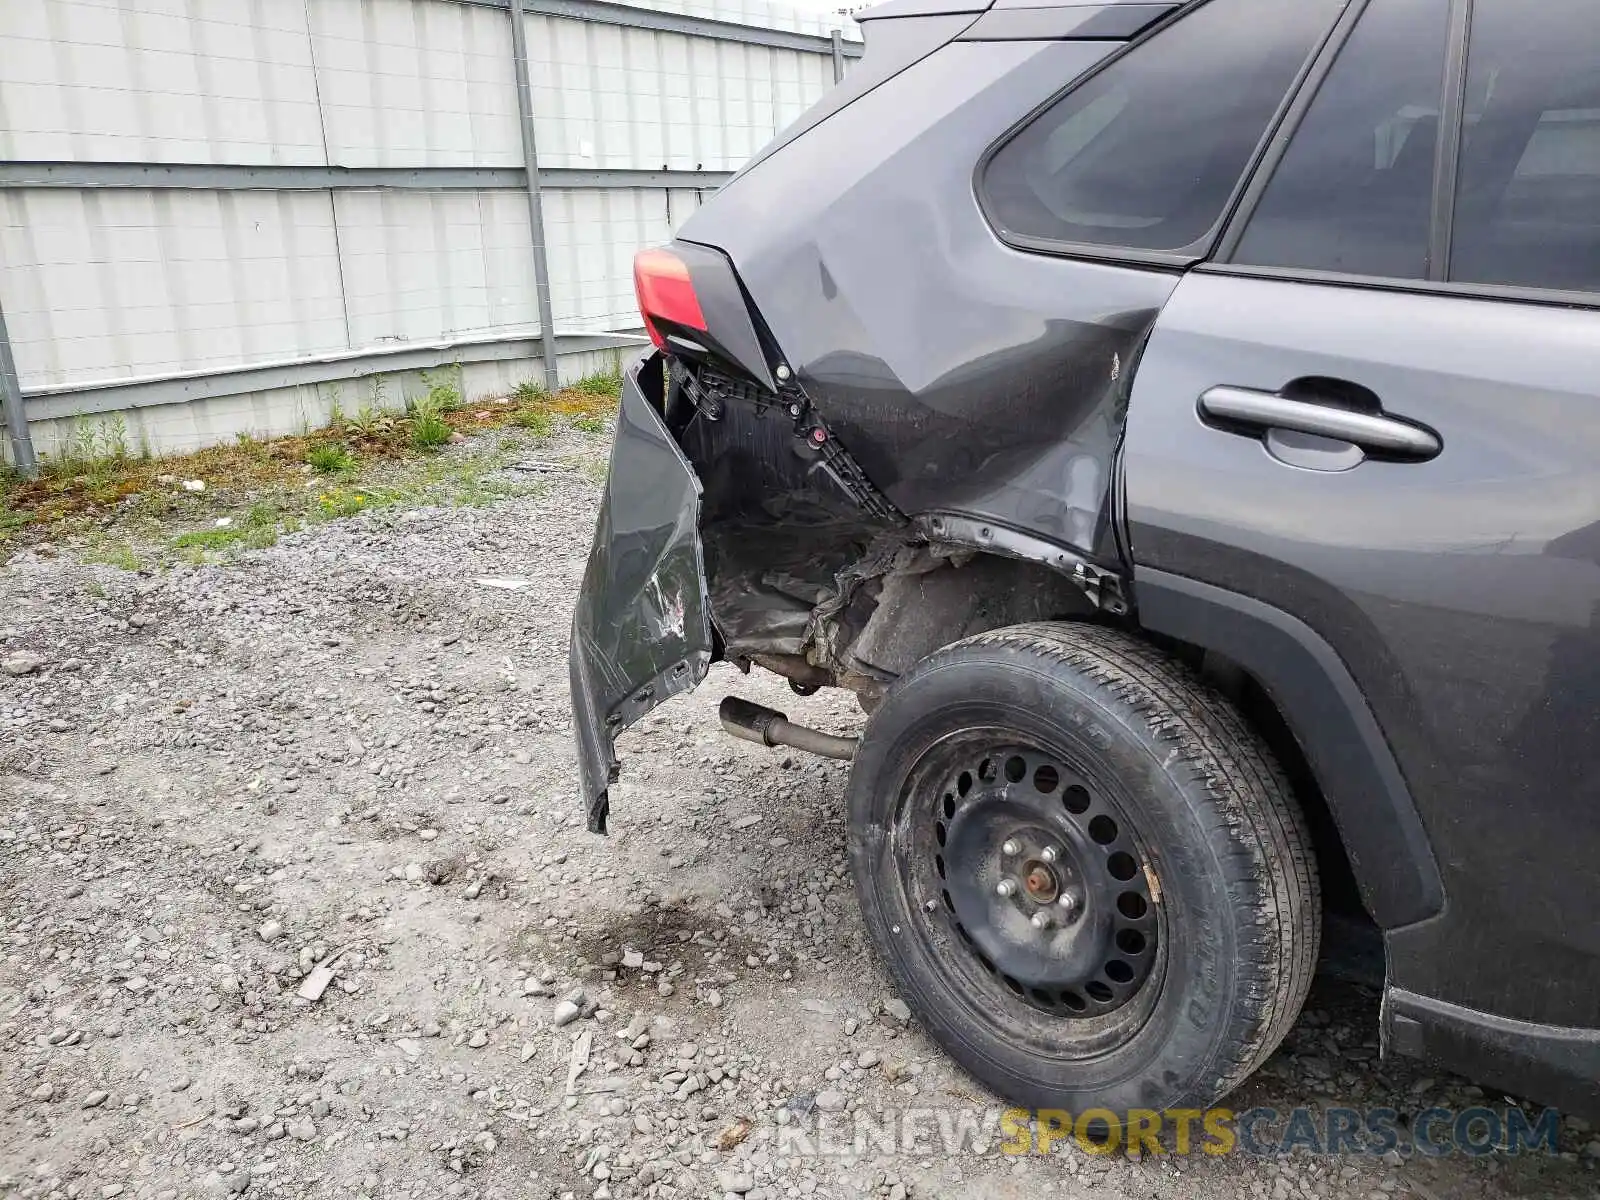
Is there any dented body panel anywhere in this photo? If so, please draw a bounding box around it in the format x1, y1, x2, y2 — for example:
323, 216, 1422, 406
572, 37, 1176, 829
680, 38, 1175, 563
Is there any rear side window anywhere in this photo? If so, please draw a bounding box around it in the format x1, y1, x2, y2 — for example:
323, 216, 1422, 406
980, 0, 1340, 256
1449, 0, 1600, 294
1231, 0, 1450, 279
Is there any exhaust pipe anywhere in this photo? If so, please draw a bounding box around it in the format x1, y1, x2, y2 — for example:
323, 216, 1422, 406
719, 696, 858, 761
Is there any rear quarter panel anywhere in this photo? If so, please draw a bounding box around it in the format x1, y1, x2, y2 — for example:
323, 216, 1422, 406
680, 39, 1179, 561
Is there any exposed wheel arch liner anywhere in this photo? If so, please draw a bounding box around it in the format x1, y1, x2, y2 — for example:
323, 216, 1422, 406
1133, 566, 1443, 930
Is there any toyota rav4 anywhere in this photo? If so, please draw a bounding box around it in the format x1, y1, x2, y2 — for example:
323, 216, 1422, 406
570, 0, 1600, 1118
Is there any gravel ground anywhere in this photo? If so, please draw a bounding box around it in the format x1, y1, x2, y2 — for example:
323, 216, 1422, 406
2, 424, 1596, 1200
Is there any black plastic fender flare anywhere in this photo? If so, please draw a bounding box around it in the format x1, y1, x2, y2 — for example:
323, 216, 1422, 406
1133, 566, 1444, 931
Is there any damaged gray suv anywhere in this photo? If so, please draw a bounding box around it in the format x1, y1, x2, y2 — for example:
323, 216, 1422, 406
571, 0, 1600, 1117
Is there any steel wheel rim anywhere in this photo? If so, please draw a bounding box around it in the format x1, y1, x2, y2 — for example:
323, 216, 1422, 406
892, 728, 1168, 1060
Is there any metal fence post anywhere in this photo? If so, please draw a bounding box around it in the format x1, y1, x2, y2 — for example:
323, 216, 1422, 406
509, 0, 562, 395
0, 301, 38, 476
831, 28, 844, 83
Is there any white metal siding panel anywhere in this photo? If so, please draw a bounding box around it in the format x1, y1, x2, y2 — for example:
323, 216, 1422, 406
544, 187, 685, 330
525, 14, 838, 171
638, 0, 860, 40
309, 0, 521, 168
665, 184, 706, 231
334, 188, 538, 347
0, 0, 325, 165
475, 189, 542, 332
0, 187, 346, 390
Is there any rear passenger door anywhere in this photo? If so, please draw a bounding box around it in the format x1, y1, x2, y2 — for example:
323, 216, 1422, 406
1124, 0, 1600, 1033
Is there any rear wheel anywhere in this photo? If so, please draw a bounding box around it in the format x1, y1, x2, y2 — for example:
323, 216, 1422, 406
846, 621, 1319, 1112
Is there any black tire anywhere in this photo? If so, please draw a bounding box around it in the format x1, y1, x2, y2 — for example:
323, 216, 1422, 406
846, 621, 1319, 1113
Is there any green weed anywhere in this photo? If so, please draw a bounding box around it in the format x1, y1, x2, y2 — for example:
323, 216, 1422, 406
570, 365, 624, 399
511, 379, 546, 404
169, 527, 239, 551
46, 416, 131, 480
348, 403, 386, 438
170, 523, 278, 554
314, 488, 372, 519
323, 383, 346, 428
408, 392, 454, 450
81, 538, 143, 571
307, 443, 356, 473
234, 431, 272, 462
410, 414, 452, 450
0, 472, 30, 539
243, 500, 282, 529
510, 408, 553, 436
420, 366, 464, 413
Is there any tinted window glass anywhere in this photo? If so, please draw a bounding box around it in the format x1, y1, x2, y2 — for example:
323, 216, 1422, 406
981, 0, 1339, 254
1232, 0, 1449, 278
1450, 0, 1600, 293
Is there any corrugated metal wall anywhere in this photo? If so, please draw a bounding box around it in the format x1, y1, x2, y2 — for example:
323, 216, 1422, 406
525, 16, 836, 171
0, 0, 859, 461
1, 188, 351, 387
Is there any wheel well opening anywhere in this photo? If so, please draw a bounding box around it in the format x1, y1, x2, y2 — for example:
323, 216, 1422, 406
1146, 633, 1384, 987
742, 547, 1105, 706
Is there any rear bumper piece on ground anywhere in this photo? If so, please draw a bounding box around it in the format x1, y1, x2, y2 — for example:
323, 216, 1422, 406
569, 354, 713, 834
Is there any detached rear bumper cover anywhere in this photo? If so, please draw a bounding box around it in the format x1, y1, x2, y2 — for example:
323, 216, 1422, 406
570, 355, 713, 833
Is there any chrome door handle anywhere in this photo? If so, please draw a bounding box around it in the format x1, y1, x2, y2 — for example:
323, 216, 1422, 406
1198, 386, 1441, 460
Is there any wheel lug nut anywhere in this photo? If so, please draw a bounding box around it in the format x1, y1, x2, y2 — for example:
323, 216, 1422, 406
996, 879, 1018, 898
1058, 892, 1076, 910
1001, 839, 1021, 857
1030, 912, 1051, 930
1041, 846, 1059, 864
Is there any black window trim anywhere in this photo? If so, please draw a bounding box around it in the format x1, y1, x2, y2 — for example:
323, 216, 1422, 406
1211, 0, 1374, 261
1214, 0, 1600, 308
1192, 260, 1600, 313
1426, 0, 1473, 280
971, 0, 1353, 269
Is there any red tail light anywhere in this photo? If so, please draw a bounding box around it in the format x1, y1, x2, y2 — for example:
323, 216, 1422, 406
634, 247, 706, 350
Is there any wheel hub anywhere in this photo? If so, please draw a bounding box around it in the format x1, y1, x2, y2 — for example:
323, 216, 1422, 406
928, 747, 1158, 1018
1021, 859, 1060, 904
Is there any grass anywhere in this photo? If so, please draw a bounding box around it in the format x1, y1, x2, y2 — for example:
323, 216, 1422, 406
0, 363, 623, 563
510, 408, 554, 436
571, 365, 624, 397
168, 501, 284, 558
420, 367, 463, 413
81, 537, 144, 572
348, 403, 389, 438
315, 487, 373, 519
510, 379, 546, 404
407, 370, 464, 449
409, 404, 454, 450
0, 471, 30, 539
307, 443, 356, 473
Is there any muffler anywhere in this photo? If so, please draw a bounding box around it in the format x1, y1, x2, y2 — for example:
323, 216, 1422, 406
718, 696, 858, 761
